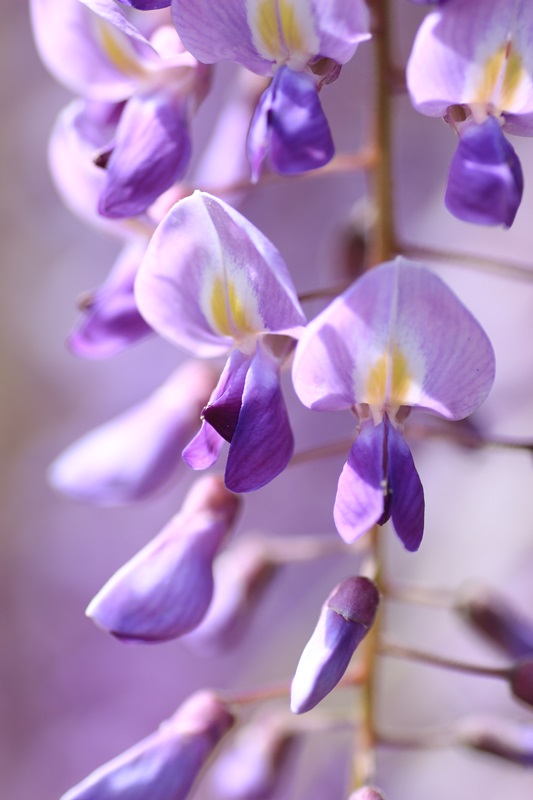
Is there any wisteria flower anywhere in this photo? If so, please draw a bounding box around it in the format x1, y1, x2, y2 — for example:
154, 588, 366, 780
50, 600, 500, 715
407, 0, 533, 226
31, 0, 210, 217
292, 258, 495, 551
172, 0, 371, 179
135, 190, 306, 493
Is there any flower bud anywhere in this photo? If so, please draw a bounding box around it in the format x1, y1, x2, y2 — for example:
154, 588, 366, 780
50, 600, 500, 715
348, 788, 386, 800
456, 584, 533, 659
212, 713, 298, 799
61, 690, 235, 800
458, 715, 533, 767
86, 475, 240, 641
49, 361, 217, 505
510, 658, 533, 709
290, 576, 379, 714
185, 539, 276, 653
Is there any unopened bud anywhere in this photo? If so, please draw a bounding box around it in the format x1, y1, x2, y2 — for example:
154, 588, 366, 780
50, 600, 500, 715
458, 715, 533, 767
212, 713, 298, 799
290, 576, 379, 714
61, 690, 235, 800
86, 476, 240, 642
49, 361, 217, 505
456, 584, 533, 658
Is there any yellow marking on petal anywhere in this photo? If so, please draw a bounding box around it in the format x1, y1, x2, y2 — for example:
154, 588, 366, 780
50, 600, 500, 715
278, 0, 305, 54
247, 0, 318, 65
365, 346, 412, 410
94, 19, 145, 78
473, 41, 526, 111
210, 276, 257, 338
255, 0, 285, 60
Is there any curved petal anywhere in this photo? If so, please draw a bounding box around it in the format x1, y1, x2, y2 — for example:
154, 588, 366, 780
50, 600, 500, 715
116, 0, 170, 8
99, 88, 192, 218
172, 0, 272, 75
31, 0, 156, 100
293, 258, 495, 421
248, 66, 334, 181
333, 421, 385, 544
203, 349, 253, 442
407, 0, 533, 117
225, 341, 294, 492
182, 421, 225, 471
386, 419, 425, 552
311, 0, 371, 64
445, 117, 523, 228
68, 239, 152, 359
135, 191, 306, 357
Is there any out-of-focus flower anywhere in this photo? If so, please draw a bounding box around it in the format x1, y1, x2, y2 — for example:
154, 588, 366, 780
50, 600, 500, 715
31, 0, 210, 217
291, 576, 379, 714
457, 715, 533, 767
49, 360, 217, 505
172, 0, 371, 179
61, 690, 235, 799
407, 0, 533, 226
86, 475, 241, 642
510, 659, 533, 709
292, 258, 495, 550
135, 190, 306, 493
212, 711, 299, 799
347, 788, 387, 800
456, 584, 533, 659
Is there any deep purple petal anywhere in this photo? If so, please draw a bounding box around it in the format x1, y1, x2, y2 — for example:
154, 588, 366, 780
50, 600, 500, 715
334, 421, 385, 544
224, 342, 293, 493
248, 66, 334, 180
116, 0, 170, 8
445, 117, 523, 228
99, 89, 192, 218
203, 349, 252, 443
385, 417, 425, 552
69, 240, 152, 359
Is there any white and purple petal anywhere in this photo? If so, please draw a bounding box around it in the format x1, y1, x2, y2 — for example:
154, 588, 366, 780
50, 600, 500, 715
310, 0, 371, 65
135, 191, 306, 356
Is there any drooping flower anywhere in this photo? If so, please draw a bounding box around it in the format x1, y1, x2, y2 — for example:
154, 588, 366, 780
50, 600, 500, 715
172, 0, 371, 179
86, 475, 241, 642
49, 361, 217, 505
292, 258, 495, 551
407, 0, 533, 226
290, 576, 379, 714
31, 0, 210, 217
61, 691, 235, 800
135, 190, 306, 493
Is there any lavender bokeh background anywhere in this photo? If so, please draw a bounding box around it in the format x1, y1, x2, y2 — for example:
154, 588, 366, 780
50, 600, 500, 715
3, 2, 533, 798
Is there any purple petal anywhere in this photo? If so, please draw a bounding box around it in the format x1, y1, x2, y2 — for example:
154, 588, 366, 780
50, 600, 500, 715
135, 191, 306, 356
182, 422, 225, 471
407, 0, 533, 117
31, 0, 156, 101
311, 0, 371, 64
293, 259, 495, 421
203, 349, 252, 442
171, 0, 272, 75
224, 341, 294, 493
49, 361, 216, 505
61, 691, 234, 800
86, 476, 240, 642
116, 0, 170, 8
445, 116, 523, 228
385, 418, 425, 552
334, 421, 385, 544
248, 66, 334, 181
69, 240, 152, 359
98, 89, 192, 218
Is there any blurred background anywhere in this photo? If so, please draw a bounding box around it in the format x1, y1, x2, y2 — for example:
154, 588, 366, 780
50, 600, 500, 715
3, 1, 533, 798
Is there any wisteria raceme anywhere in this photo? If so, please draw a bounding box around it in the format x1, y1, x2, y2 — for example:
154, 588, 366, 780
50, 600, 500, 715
24, 0, 533, 799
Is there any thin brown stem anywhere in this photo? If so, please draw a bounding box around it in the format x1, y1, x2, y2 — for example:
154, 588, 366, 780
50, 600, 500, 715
398, 240, 533, 283
380, 641, 510, 680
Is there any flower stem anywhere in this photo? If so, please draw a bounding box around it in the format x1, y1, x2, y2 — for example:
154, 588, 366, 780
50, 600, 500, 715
380, 640, 510, 680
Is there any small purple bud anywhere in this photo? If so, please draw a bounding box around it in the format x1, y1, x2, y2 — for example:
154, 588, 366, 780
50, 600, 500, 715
86, 475, 241, 642
348, 788, 387, 800
510, 659, 533, 709
212, 714, 297, 800
458, 715, 533, 767
290, 577, 380, 714
185, 539, 276, 653
61, 690, 234, 800
49, 361, 217, 506
456, 584, 533, 659
445, 116, 523, 228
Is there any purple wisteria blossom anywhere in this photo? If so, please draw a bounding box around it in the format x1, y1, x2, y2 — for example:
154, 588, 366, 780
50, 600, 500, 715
61, 691, 234, 800
407, 0, 533, 226
172, 0, 371, 179
135, 190, 306, 493
31, 0, 210, 217
292, 258, 495, 551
